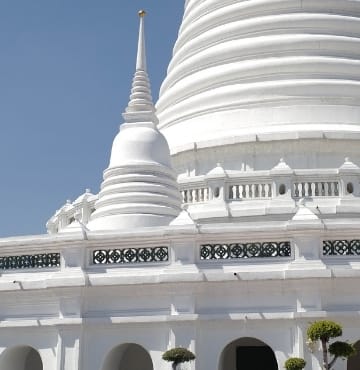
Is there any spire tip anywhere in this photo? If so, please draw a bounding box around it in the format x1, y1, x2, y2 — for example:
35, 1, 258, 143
138, 10, 146, 18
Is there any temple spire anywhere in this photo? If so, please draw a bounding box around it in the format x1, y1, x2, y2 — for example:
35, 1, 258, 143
136, 10, 147, 71
86, 9, 181, 232
122, 10, 157, 125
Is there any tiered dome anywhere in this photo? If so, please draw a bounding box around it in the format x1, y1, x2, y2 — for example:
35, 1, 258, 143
157, 0, 360, 151
87, 11, 181, 231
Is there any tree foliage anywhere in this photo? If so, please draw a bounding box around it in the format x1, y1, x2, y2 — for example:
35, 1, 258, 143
329, 341, 356, 359
284, 357, 306, 370
306, 320, 356, 370
307, 320, 342, 342
162, 347, 195, 370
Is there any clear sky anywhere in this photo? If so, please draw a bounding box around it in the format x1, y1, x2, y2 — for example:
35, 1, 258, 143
0, 1, 184, 237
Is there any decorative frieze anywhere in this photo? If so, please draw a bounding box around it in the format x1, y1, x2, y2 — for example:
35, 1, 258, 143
323, 240, 360, 256
93, 246, 169, 265
200, 242, 291, 260
0, 253, 60, 270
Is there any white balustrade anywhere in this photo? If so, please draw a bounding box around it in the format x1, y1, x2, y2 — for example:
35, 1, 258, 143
229, 183, 272, 200
293, 181, 339, 198
180, 177, 347, 205
181, 187, 209, 204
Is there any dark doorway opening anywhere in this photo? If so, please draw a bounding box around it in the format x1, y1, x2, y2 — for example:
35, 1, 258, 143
220, 337, 278, 370
347, 341, 360, 370
236, 345, 277, 370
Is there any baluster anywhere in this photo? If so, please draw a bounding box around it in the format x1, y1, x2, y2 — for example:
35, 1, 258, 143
251, 184, 255, 198
329, 182, 334, 196
303, 182, 308, 197
229, 186, 233, 200
297, 183, 302, 197
258, 184, 263, 198
199, 188, 203, 202
264, 184, 269, 198
311, 182, 316, 196
232, 185, 237, 199
204, 188, 208, 201
245, 185, 250, 199
334, 182, 339, 196
238, 185, 243, 199
323, 182, 330, 197
294, 183, 298, 197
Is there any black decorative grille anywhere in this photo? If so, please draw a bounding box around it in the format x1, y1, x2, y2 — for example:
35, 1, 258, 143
200, 242, 291, 260
93, 246, 169, 265
0, 253, 60, 270
323, 240, 360, 256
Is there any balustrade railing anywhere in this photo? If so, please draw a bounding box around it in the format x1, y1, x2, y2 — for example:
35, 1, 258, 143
181, 187, 209, 204
323, 240, 360, 256
229, 183, 272, 200
293, 181, 339, 198
0, 253, 60, 270
180, 177, 344, 204
200, 242, 291, 260
93, 246, 169, 265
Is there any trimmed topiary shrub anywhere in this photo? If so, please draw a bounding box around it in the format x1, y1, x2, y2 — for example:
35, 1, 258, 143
307, 320, 356, 370
307, 320, 342, 342
162, 347, 195, 370
329, 341, 356, 359
285, 357, 306, 370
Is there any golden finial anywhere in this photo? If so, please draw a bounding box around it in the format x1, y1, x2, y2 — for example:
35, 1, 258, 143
138, 10, 146, 18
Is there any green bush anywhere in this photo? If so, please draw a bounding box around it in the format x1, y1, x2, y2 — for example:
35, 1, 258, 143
307, 320, 342, 342
162, 347, 196, 365
285, 357, 306, 370
306, 320, 355, 370
329, 341, 356, 359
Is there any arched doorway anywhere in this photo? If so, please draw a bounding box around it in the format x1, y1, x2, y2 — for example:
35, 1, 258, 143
347, 340, 360, 370
219, 337, 278, 370
102, 343, 153, 370
0, 346, 43, 370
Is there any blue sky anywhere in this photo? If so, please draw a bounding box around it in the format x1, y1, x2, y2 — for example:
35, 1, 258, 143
0, 1, 184, 237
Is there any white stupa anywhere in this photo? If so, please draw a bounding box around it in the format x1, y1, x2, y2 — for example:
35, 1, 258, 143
87, 10, 181, 231
158, 0, 360, 151
1, 3, 360, 370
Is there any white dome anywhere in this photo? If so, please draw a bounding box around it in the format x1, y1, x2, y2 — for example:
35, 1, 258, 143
109, 124, 172, 168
